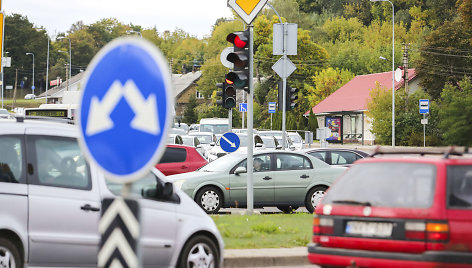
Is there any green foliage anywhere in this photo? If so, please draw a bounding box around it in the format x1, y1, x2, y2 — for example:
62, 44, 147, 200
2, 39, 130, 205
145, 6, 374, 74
367, 84, 441, 146
437, 77, 472, 146
307, 67, 354, 108
211, 214, 312, 249
308, 109, 319, 133
183, 94, 198, 124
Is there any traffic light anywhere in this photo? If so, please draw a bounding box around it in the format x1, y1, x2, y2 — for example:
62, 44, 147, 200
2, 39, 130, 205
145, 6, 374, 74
216, 82, 236, 109
225, 30, 250, 92
287, 85, 299, 111
278, 80, 283, 112
216, 82, 225, 107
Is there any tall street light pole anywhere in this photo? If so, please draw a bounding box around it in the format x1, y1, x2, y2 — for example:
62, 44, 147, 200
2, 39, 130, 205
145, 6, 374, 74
370, 0, 395, 147
26, 52, 35, 95
58, 37, 72, 84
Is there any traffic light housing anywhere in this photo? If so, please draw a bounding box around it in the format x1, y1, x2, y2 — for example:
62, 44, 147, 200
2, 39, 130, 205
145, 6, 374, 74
225, 30, 250, 93
216, 82, 236, 109
278, 81, 283, 112
287, 85, 299, 111
277, 81, 298, 111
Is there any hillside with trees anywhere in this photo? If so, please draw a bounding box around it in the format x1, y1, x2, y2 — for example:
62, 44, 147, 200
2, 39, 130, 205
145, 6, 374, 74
3, 0, 472, 145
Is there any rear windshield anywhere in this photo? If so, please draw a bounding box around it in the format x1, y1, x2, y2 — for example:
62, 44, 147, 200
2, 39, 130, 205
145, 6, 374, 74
323, 162, 436, 208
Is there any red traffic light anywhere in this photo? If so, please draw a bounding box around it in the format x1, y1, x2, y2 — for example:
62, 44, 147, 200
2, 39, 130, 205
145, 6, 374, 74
226, 30, 249, 48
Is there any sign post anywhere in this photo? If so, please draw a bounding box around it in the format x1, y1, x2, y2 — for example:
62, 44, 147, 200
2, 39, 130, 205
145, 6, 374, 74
77, 37, 172, 267
228, 0, 268, 215
419, 99, 429, 147
272, 22, 297, 149
268, 102, 276, 130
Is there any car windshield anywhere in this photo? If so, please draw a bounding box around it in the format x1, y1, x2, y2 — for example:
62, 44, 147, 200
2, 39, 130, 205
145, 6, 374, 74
323, 162, 436, 208
181, 136, 194, 146
0, 109, 8, 115
289, 134, 302, 143
262, 137, 276, 148
199, 153, 245, 172
191, 134, 212, 144
106, 171, 157, 196
200, 124, 229, 134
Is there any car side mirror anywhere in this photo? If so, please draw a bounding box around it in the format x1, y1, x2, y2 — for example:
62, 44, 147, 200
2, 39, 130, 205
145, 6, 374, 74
142, 181, 173, 199
196, 144, 202, 149
234, 166, 247, 175
162, 182, 174, 198
255, 143, 263, 148
210, 142, 215, 146
276, 145, 282, 150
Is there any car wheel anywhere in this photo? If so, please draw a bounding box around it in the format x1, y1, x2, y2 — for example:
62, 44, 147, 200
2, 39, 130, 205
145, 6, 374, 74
196, 187, 222, 214
305, 186, 328, 213
177, 235, 219, 268
276, 206, 299, 214
0, 238, 22, 268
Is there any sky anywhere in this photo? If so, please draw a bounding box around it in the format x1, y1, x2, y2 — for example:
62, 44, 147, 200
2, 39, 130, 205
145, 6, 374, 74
3, 0, 234, 38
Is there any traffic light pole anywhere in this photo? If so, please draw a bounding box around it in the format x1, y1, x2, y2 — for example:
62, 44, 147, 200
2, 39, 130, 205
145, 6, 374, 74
247, 24, 254, 215
281, 23, 288, 150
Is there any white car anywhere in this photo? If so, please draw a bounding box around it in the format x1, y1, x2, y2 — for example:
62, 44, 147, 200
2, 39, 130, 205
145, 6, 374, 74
24, 93, 36, 100
0, 118, 223, 267
288, 132, 304, 150
188, 132, 216, 159
0, 108, 13, 119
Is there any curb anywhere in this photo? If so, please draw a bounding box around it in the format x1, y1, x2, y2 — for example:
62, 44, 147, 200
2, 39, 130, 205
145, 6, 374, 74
223, 247, 309, 267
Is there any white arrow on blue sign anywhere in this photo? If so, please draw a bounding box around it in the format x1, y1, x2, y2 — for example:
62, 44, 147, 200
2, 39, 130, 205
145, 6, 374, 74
220, 132, 240, 153
77, 38, 173, 183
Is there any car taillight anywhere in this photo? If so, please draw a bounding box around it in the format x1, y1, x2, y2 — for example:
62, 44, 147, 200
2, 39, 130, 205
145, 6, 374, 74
405, 221, 449, 249
312, 214, 334, 243
426, 222, 449, 249
405, 222, 426, 241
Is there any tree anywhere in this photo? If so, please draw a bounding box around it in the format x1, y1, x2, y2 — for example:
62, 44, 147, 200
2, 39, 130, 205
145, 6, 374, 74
366, 83, 441, 146
4, 14, 49, 94
306, 67, 354, 108
437, 77, 472, 146
183, 94, 198, 124
416, 20, 472, 99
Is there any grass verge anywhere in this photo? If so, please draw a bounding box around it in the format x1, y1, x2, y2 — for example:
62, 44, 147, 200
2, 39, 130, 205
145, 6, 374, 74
211, 213, 312, 249
2, 99, 46, 110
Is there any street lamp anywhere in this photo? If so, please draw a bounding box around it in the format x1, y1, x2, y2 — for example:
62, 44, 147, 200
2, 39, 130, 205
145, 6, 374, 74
58, 50, 70, 91
370, 0, 395, 147
25, 52, 35, 95
57, 37, 72, 84
35, 28, 50, 103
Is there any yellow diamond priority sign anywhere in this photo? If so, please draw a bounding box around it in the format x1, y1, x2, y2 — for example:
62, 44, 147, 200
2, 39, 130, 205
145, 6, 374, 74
228, 0, 268, 24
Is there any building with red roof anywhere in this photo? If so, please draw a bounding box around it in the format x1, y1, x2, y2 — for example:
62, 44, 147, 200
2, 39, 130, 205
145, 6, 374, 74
306, 69, 419, 145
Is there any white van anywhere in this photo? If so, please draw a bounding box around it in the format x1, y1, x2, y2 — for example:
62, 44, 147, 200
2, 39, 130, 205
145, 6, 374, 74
0, 118, 223, 268
199, 118, 229, 135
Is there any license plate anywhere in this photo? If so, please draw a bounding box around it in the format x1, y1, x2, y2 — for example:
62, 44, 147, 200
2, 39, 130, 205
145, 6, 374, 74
345, 221, 393, 237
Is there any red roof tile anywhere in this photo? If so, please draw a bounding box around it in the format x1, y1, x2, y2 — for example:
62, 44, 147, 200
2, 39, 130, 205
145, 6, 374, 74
306, 69, 416, 115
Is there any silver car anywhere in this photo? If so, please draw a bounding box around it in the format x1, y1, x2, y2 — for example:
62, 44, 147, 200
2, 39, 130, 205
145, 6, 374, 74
0, 118, 223, 268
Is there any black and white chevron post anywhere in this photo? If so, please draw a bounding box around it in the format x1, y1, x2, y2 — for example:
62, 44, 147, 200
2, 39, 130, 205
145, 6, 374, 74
98, 197, 140, 268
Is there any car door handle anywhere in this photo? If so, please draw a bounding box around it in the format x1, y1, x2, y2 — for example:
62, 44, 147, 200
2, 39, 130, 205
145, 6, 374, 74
263, 176, 272, 180
81, 204, 100, 212
300, 174, 309, 179
181, 165, 188, 169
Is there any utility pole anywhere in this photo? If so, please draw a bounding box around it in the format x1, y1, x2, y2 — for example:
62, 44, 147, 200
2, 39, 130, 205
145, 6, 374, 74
403, 43, 409, 95
13, 69, 18, 108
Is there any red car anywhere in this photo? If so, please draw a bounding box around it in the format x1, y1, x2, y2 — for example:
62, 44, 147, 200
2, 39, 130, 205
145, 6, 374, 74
308, 147, 472, 268
155, 144, 208, 176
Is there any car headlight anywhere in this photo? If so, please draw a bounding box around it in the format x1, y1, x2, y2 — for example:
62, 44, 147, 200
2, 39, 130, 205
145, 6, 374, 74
174, 179, 185, 190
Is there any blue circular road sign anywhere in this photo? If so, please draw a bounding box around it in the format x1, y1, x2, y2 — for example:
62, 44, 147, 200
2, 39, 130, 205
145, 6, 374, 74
77, 38, 173, 183
220, 132, 240, 153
